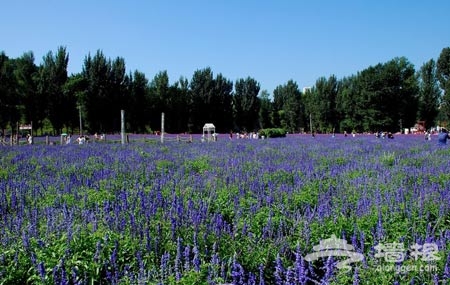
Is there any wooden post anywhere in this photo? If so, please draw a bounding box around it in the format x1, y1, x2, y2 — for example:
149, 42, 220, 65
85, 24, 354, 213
46, 136, 49, 145
161, 112, 165, 143
30, 121, 34, 144
16, 122, 19, 145
121, 110, 126, 144
79, 105, 83, 136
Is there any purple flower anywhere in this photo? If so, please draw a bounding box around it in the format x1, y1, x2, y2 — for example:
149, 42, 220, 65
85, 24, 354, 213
175, 237, 182, 281
231, 254, 245, 285
444, 252, 450, 279
322, 255, 335, 283
433, 274, 439, 285
274, 254, 284, 285
160, 251, 170, 281
38, 261, 46, 281
294, 247, 307, 284
184, 245, 191, 271
353, 268, 360, 285
94, 241, 101, 263
193, 245, 200, 272
259, 264, 265, 285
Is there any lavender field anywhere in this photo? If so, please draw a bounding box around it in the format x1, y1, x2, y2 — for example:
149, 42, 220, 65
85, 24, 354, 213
1, 135, 450, 284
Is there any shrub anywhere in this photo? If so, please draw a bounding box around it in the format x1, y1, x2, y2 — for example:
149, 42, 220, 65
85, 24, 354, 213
258, 128, 286, 138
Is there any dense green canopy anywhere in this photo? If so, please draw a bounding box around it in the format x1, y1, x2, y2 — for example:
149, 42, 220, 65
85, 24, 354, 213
1, 47, 449, 135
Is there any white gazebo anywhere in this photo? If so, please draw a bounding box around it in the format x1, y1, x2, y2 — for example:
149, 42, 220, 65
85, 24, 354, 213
202, 123, 216, 142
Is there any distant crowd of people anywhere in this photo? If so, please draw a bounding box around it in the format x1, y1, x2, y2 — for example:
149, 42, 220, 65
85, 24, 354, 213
229, 131, 260, 140
375, 131, 395, 139
62, 133, 106, 145
421, 127, 450, 145
4, 127, 450, 146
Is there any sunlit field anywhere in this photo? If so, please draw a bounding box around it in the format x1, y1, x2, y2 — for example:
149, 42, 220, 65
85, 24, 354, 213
1, 134, 449, 284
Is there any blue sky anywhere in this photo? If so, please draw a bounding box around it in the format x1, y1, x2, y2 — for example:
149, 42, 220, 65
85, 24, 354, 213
2, 1, 450, 94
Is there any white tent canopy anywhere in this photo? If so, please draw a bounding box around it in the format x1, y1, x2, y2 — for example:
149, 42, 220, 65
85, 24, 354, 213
202, 123, 216, 142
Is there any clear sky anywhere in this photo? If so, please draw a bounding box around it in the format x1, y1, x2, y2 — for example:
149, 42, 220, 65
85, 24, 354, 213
2, 0, 450, 94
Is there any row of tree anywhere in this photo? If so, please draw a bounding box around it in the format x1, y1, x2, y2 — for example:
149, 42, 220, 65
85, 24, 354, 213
1, 47, 450, 135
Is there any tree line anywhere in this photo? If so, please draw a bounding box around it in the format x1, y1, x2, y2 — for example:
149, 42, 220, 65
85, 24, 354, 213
1, 46, 450, 135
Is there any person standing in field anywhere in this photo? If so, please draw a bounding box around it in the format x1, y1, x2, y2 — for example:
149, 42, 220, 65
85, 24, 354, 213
437, 128, 450, 145
26, 134, 33, 144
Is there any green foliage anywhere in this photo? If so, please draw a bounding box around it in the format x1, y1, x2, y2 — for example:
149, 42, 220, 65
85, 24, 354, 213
2, 139, 450, 284
272, 80, 304, 133
336, 57, 419, 132
437, 47, 450, 122
304, 75, 338, 133
417, 59, 440, 126
258, 128, 286, 138
380, 151, 396, 166
2, 46, 450, 134
437, 47, 450, 90
185, 155, 212, 174
258, 89, 273, 129
155, 159, 175, 174
38, 46, 69, 133
81, 50, 130, 133
234, 77, 261, 131
188, 67, 233, 133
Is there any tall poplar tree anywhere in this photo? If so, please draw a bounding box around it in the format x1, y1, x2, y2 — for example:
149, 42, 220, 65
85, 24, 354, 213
418, 59, 441, 127
437, 47, 450, 122
37, 46, 69, 134
233, 77, 261, 131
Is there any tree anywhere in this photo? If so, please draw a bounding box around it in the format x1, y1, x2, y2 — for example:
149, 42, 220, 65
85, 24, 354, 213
340, 57, 418, 133
0, 52, 8, 130
437, 47, 450, 122
272, 80, 303, 133
148, 71, 169, 132
188, 67, 233, 133
169, 77, 190, 133
385, 57, 419, 132
212, 73, 233, 132
233, 77, 261, 131
78, 53, 131, 134
258, 90, 272, 129
3, 46, 448, 134
107, 57, 129, 131
128, 70, 150, 133
304, 75, 339, 133
149, 72, 190, 133
336, 75, 361, 132
354, 63, 387, 132
15, 52, 41, 130
0, 52, 20, 132
37, 47, 69, 134
63, 73, 88, 133
81, 50, 112, 132
417, 59, 441, 128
